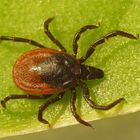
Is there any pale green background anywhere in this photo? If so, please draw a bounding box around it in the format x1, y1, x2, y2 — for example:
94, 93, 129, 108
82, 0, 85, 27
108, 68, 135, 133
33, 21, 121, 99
0, 0, 140, 138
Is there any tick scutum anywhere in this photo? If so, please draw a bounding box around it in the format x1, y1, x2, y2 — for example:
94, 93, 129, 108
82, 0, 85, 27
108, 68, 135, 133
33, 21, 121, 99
37, 53, 80, 88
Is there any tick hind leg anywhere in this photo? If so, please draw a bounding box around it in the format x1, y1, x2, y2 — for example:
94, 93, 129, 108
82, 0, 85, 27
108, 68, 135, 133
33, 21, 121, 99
72, 24, 99, 57
44, 17, 66, 52
38, 92, 65, 125
0, 36, 46, 48
80, 81, 124, 110
79, 30, 138, 63
70, 88, 92, 128
1, 94, 51, 108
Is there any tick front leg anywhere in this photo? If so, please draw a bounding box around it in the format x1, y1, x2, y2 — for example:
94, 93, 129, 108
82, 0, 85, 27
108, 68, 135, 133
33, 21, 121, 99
70, 88, 92, 128
79, 81, 124, 110
1, 94, 51, 108
79, 30, 138, 63
38, 92, 65, 125
0, 36, 46, 48
72, 24, 99, 57
44, 17, 66, 52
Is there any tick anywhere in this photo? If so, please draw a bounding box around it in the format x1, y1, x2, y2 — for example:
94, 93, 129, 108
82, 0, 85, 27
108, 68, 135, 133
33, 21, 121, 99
0, 17, 138, 127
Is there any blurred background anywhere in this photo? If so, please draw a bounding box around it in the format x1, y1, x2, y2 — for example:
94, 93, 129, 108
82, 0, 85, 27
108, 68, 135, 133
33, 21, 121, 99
1, 111, 140, 140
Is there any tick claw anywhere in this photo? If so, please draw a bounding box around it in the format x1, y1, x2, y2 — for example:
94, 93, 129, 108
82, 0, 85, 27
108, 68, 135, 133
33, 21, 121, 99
1, 100, 6, 108
39, 118, 50, 126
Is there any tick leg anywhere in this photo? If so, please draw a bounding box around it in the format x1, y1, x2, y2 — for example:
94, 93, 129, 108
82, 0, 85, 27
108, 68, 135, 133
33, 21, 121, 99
38, 92, 65, 125
73, 24, 99, 57
1, 94, 51, 108
0, 36, 46, 48
70, 88, 92, 128
79, 30, 139, 63
80, 81, 124, 110
44, 17, 66, 52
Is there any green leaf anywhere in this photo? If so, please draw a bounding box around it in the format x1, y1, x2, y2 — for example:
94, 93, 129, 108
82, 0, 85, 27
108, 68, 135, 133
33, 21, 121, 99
0, 0, 140, 138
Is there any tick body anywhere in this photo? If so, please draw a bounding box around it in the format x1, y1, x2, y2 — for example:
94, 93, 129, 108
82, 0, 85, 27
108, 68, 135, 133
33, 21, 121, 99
13, 48, 80, 94
0, 17, 138, 127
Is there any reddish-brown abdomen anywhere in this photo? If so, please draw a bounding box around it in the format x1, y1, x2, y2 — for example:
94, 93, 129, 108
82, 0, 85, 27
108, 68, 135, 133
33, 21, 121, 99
13, 48, 65, 94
